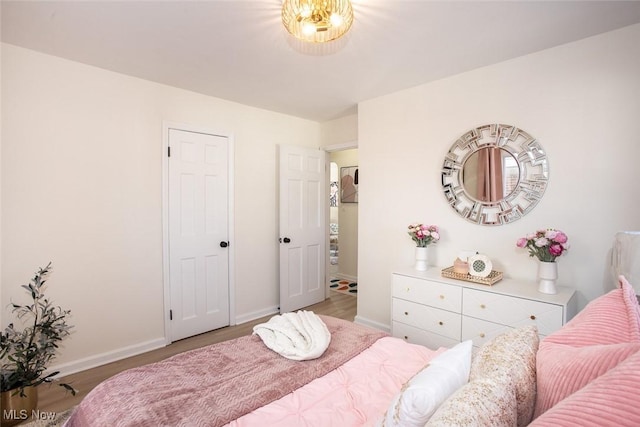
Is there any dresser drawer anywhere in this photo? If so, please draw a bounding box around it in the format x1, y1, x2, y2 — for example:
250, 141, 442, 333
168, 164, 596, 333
392, 321, 460, 350
392, 298, 461, 340
461, 316, 512, 348
463, 288, 563, 336
392, 274, 462, 312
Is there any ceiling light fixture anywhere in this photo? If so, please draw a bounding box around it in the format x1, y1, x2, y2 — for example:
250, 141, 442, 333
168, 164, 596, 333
282, 0, 354, 43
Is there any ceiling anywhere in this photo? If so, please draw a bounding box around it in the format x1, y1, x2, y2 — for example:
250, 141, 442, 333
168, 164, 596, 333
3, 1, 640, 122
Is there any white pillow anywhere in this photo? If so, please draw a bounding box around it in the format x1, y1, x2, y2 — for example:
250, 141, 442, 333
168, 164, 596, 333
378, 340, 473, 427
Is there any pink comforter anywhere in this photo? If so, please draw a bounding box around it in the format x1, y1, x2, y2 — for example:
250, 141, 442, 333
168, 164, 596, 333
227, 337, 444, 427
64, 316, 387, 427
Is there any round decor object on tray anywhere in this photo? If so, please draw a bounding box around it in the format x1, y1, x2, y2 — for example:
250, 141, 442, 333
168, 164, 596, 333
468, 254, 493, 278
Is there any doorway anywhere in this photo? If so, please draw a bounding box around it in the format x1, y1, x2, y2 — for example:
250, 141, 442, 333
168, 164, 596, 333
326, 147, 358, 298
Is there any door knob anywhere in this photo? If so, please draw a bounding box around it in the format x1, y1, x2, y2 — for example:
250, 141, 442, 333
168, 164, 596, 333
220, 241, 229, 248
283, 237, 291, 243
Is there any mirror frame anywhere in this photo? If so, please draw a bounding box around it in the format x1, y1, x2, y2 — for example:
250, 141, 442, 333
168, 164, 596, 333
441, 124, 549, 226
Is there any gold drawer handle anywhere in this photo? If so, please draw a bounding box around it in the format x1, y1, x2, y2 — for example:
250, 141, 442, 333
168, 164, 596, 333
439, 295, 445, 299
530, 315, 536, 320
479, 333, 486, 338
438, 321, 444, 326
480, 304, 486, 309
404, 311, 409, 316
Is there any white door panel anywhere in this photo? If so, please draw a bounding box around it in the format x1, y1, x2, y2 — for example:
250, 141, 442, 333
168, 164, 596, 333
169, 129, 229, 341
279, 145, 326, 313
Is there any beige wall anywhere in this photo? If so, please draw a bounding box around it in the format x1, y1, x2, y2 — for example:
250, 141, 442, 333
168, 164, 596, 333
320, 114, 358, 145
357, 24, 640, 330
0, 44, 320, 373
0, 9, 3, 318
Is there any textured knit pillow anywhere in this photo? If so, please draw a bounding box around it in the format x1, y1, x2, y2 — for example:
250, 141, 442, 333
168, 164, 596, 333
426, 370, 517, 427
533, 341, 640, 418
529, 349, 640, 427
378, 340, 472, 427
469, 325, 539, 427
544, 275, 640, 346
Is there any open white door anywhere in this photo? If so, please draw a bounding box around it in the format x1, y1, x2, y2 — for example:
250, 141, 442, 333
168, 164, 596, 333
279, 145, 326, 313
168, 128, 230, 341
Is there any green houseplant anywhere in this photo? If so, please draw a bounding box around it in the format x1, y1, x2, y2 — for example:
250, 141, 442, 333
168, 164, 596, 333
1, 263, 76, 403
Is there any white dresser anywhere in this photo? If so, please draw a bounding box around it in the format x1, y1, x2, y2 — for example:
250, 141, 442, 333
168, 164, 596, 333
391, 268, 578, 349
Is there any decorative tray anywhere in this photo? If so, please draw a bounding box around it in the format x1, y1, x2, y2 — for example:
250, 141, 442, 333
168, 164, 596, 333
441, 266, 503, 286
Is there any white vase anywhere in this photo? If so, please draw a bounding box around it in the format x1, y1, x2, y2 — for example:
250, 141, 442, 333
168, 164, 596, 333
538, 261, 558, 294
414, 247, 429, 271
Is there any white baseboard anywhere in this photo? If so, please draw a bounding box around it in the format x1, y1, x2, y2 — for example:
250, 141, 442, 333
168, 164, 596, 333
354, 315, 390, 333
49, 337, 166, 378
234, 305, 279, 325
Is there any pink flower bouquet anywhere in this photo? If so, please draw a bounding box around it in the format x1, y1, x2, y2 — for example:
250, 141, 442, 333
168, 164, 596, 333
516, 228, 569, 262
408, 224, 440, 247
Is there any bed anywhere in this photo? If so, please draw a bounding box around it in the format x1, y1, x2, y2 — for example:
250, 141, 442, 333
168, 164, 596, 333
64, 276, 640, 427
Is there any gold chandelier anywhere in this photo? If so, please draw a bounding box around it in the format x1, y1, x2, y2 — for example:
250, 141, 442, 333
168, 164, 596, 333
282, 0, 354, 43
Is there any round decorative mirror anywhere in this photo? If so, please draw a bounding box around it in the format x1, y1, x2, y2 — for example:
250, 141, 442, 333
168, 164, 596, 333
441, 124, 549, 225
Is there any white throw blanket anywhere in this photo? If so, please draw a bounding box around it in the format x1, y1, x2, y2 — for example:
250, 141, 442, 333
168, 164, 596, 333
252, 310, 331, 361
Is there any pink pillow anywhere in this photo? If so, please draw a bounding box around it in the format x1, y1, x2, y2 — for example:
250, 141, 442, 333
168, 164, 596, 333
543, 275, 640, 346
530, 349, 640, 427
533, 341, 640, 418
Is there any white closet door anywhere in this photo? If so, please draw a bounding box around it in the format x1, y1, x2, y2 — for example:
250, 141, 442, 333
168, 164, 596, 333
169, 129, 229, 341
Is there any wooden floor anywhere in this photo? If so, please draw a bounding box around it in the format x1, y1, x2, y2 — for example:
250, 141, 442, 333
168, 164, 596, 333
36, 292, 357, 415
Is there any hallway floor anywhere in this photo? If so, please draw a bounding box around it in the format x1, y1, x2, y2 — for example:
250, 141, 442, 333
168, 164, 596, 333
329, 277, 357, 295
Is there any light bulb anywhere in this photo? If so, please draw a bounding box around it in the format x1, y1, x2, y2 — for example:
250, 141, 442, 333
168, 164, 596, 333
299, 5, 312, 18
330, 13, 343, 27
302, 22, 317, 35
